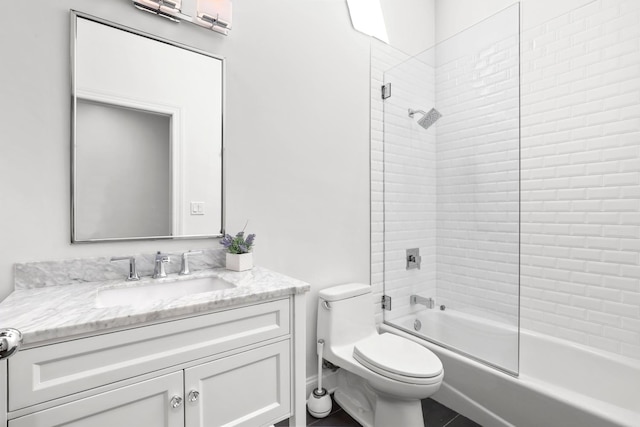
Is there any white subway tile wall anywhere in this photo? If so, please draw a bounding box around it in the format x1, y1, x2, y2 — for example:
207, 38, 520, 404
520, 0, 640, 359
435, 31, 520, 324
371, 0, 640, 360
382, 52, 438, 321
371, 42, 411, 325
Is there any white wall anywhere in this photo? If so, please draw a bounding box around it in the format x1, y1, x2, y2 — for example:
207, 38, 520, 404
381, 0, 435, 55
0, 0, 371, 378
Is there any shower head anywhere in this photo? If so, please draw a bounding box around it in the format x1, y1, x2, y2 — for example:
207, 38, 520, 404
408, 107, 442, 130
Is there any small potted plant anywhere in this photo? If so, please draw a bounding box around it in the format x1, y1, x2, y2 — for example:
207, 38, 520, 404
220, 230, 255, 271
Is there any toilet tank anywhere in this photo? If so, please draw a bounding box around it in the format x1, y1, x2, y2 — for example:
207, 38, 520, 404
317, 283, 376, 348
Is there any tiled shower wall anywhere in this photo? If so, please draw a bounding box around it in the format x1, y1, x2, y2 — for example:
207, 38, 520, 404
435, 24, 520, 324
371, 42, 408, 325
371, 44, 437, 322
372, 8, 520, 326
372, 0, 640, 360
520, 0, 640, 359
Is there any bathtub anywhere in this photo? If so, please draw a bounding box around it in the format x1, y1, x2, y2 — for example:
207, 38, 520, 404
380, 310, 640, 427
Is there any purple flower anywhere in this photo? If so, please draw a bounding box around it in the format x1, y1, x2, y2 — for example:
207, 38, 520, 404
219, 230, 256, 254
219, 234, 234, 248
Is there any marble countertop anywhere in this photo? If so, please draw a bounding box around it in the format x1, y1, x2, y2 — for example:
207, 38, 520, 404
0, 266, 309, 347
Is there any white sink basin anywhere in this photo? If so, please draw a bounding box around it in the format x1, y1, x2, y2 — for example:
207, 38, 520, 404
96, 277, 236, 308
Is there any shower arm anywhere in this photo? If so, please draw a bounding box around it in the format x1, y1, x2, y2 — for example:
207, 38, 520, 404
408, 108, 427, 118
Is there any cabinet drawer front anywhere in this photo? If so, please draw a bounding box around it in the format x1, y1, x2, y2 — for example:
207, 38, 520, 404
184, 340, 291, 427
9, 299, 289, 411
9, 371, 184, 427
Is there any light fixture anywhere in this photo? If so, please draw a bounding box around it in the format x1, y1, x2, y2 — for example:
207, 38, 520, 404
195, 0, 232, 34
131, 0, 232, 35
346, 0, 389, 43
133, 0, 182, 22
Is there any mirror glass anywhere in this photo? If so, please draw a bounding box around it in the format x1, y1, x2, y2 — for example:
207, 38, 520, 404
72, 12, 224, 242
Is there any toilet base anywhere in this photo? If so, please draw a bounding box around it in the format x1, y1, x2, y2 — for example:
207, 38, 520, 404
334, 370, 425, 427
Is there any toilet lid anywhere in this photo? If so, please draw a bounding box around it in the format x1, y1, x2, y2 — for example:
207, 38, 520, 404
353, 334, 443, 380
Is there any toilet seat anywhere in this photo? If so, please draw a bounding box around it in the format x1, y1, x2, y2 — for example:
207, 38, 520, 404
353, 333, 443, 385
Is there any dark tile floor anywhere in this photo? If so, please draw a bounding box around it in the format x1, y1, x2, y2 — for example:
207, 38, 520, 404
276, 396, 481, 427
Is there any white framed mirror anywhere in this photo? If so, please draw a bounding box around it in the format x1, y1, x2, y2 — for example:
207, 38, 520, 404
71, 11, 224, 242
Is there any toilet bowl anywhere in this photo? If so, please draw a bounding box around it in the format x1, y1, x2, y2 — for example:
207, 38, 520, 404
317, 283, 443, 427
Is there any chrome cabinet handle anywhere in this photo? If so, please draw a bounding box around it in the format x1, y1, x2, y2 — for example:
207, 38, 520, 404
187, 390, 200, 402
170, 395, 183, 408
0, 328, 22, 360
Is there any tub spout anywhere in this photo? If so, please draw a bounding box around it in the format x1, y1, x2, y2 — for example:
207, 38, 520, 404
410, 295, 435, 309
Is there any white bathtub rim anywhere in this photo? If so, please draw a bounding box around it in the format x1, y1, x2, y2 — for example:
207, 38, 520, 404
388, 310, 520, 375
387, 319, 519, 375
398, 307, 519, 335
517, 373, 640, 427
396, 309, 640, 372
521, 327, 640, 372
522, 328, 640, 415
380, 322, 513, 378
380, 323, 640, 427
395, 309, 640, 390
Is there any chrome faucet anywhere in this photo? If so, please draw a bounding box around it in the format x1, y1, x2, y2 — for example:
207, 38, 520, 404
410, 295, 435, 309
180, 250, 203, 276
110, 256, 140, 281
153, 251, 171, 279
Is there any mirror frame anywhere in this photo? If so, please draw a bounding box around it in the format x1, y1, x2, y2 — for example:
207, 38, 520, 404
70, 10, 225, 243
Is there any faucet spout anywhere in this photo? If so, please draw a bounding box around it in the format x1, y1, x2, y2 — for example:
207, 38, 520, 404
410, 295, 435, 309
110, 256, 140, 281
180, 250, 204, 276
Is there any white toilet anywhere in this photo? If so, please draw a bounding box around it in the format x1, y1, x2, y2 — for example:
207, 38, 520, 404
317, 283, 443, 427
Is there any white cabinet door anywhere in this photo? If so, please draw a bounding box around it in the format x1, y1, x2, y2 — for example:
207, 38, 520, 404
184, 340, 291, 427
9, 372, 184, 427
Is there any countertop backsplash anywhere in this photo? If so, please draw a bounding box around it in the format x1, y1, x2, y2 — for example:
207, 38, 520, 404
14, 248, 226, 290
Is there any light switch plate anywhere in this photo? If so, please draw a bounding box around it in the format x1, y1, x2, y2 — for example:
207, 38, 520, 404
190, 202, 205, 215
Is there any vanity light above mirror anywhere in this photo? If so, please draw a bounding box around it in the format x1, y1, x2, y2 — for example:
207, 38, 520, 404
132, 0, 232, 35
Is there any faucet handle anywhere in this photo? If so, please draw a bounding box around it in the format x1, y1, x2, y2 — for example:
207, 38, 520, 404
180, 250, 204, 276
153, 252, 171, 279
110, 256, 140, 281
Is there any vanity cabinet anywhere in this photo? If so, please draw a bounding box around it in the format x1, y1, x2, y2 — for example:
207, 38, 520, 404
4, 297, 304, 427
9, 372, 185, 427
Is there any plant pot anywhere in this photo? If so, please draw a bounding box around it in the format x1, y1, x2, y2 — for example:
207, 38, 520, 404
225, 252, 253, 272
